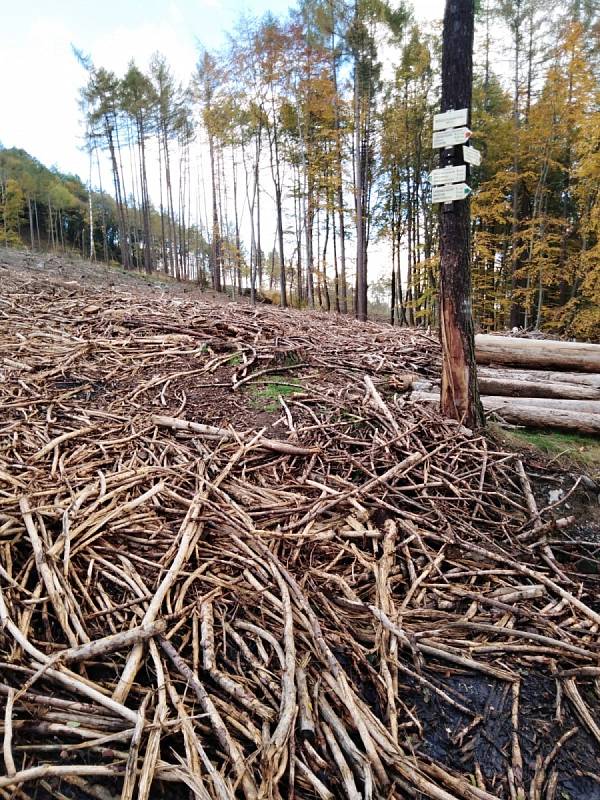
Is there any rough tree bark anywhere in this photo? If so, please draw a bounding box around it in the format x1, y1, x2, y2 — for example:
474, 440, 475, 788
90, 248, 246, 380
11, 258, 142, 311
439, 0, 484, 428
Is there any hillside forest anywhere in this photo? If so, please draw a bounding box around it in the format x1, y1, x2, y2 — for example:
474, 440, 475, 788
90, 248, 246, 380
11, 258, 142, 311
1, 0, 599, 337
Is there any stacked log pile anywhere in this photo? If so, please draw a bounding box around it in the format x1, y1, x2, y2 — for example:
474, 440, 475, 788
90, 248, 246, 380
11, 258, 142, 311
414, 335, 600, 434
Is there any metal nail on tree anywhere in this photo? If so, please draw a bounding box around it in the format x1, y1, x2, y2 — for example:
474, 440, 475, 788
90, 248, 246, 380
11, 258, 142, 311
438, 0, 484, 428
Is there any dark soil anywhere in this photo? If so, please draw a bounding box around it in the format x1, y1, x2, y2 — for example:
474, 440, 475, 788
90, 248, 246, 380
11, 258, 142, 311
411, 671, 600, 799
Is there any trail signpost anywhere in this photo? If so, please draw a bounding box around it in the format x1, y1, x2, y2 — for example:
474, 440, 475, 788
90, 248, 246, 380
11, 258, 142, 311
436, 0, 484, 429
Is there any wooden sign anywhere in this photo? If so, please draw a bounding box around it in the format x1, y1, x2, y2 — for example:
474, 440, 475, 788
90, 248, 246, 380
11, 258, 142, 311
433, 108, 469, 131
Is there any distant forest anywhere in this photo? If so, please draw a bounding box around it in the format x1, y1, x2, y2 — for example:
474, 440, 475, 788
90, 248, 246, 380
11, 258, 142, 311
1, 0, 599, 337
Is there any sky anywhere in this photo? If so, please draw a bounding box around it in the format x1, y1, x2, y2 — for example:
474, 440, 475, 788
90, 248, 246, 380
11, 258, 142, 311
1, 0, 447, 287
1, 0, 445, 181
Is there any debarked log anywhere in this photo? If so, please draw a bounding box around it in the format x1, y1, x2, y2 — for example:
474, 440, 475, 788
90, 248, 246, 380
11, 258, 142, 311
475, 334, 600, 373
412, 392, 600, 434
478, 375, 600, 400
481, 395, 600, 415
477, 366, 600, 390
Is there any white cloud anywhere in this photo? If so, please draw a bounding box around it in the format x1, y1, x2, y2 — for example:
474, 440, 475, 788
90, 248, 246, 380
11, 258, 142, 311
0, 14, 200, 182
0, 18, 87, 176
90, 21, 198, 84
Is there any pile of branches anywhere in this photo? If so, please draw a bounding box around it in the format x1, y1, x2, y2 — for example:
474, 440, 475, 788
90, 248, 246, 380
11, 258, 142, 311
1, 268, 599, 799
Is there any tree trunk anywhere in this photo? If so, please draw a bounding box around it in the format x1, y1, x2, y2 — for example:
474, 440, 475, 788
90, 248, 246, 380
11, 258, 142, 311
113, 122, 132, 269
162, 125, 177, 278
105, 123, 129, 269
294, 166, 303, 306
255, 129, 263, 291
48, 201, 54, 249
267, 92, 287, 308
208, 131, 220, 291
439, 0, 484, 428
241, 136, 257, 305
329, 10, 348, 313
390, 207, 396, 326
137, 114, 152, 273
157, 130, 168, 274
34, 200, 41, 250
87, 147, 96, 261
322, 204, 331, 312
353, 51, 367, 322
509, 0, 525, 329
331, 194, 340, 313
27, 198, 34, 251
231, 146, 242, 297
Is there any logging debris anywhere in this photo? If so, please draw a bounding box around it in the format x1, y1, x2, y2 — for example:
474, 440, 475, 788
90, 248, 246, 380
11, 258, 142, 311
0, 263, 599, 800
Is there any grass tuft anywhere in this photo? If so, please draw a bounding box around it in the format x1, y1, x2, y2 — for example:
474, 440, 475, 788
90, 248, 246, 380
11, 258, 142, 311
246, 375, 303, 412
493, 425, 600, 475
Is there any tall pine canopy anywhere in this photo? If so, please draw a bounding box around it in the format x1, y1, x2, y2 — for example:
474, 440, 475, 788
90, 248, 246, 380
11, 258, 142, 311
1, 0, 598, 335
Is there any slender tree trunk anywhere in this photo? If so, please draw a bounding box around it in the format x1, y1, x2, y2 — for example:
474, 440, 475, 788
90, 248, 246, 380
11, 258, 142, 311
255, 130, 263, 291
267, 93, 287, 308
390, 207, 396, 326
396, 227, 408, 326
34, 200, 40, 250
332, 192, 340, 313
137, 115, 152, 273
105, 123, 129, 269
329, 6, 348, 313
405, 158, 415, 325
294, 166, 303, 306
322, 204, 331, 312
305, 172, 315, 307
114, 122, 132, 269
439, 0, 484, 428
276, 185, 287, 307
58, 210, 65, 250
157, 129, 168, 274
509, 0, 524, 328
217, 147, 226, 290
353, 49, 367, 321
231, 146, 242, 296
27, 198, 34, 250
163, 124, 178, 280
48, 201, 54, 249
241, 136, 257, 304
87, 147, 96, 261
208, 131, 220, 291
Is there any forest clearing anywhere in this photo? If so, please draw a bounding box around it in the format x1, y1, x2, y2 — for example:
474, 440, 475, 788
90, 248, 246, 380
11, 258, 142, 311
1, 249, 599, 799
1, 0, 599, 795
